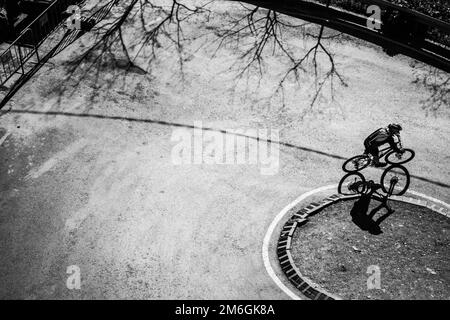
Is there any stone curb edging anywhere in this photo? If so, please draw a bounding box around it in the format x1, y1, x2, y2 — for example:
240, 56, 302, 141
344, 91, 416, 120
276, 192, 450, 300
380, 194, 450, 218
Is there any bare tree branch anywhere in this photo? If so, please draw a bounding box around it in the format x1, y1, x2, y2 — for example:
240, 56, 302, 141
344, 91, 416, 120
53, 0, 349, 112
412, 64, 450, 113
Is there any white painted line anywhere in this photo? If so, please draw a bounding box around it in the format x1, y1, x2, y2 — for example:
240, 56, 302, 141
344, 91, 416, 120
262, 184, 337, 300
263, 185, 450, 300
0, 131, 11, 147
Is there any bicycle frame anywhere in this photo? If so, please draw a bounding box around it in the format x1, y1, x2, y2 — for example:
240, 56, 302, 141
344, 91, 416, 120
377, 146, 392, 158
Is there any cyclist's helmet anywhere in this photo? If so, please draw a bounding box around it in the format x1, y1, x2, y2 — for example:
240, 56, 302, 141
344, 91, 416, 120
388, 123, 402, 134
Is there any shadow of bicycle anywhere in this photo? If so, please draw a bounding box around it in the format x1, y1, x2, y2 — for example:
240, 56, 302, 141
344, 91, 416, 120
350, 192, 395, 235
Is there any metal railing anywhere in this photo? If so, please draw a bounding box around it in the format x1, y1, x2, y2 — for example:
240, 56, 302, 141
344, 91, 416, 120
0, 28, 37, 85
0, 0, 77, 86
0, 0, 115, 110
245, 0, 450, 72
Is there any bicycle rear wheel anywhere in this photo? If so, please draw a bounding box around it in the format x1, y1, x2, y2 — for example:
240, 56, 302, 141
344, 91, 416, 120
385, 148, 415, 165
342, 155, 371, 172
338, 172, 366, 195
380, 165, 410, 196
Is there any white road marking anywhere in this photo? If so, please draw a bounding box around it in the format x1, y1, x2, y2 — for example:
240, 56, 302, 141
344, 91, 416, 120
262, 185, 450, 300
0, 131, 11, 147
25, 139, 88, 180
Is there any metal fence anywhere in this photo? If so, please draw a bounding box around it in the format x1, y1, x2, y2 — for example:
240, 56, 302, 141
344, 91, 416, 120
0, 0, 78, 86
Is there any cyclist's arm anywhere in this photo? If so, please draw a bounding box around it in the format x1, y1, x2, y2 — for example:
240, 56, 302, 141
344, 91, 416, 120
397, 135, 403, 149
388, 135, 402, 152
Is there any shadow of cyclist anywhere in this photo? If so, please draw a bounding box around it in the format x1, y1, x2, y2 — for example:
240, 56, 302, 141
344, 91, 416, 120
350, 180, 395, 235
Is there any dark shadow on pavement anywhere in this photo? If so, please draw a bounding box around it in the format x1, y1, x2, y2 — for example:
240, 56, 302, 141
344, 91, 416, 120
350, 182, 395, 235
3, 108, 449, 190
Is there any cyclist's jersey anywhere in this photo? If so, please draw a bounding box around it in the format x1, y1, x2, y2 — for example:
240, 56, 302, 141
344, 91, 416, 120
364, 128, 400, 151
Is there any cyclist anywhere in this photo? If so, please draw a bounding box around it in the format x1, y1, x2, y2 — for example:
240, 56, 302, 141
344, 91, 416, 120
363, 123, 404, 167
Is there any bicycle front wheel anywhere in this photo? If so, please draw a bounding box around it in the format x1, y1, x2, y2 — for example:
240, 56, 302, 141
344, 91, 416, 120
380, 165, 410, 196
385, 148, 415, 165
342, 155, 371, 172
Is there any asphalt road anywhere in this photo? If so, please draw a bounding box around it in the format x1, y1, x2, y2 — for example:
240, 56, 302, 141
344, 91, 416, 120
0, 2, 448, 299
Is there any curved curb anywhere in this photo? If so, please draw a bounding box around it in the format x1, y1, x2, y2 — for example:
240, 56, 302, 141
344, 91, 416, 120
276, 192, 450, 300
262, 185, 337, 300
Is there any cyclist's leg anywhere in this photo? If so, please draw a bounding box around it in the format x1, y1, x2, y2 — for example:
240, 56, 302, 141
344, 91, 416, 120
364, 143, 376, 160
368, 145, 386, 167
363, 140, 370, 154
372, 150, 380, 165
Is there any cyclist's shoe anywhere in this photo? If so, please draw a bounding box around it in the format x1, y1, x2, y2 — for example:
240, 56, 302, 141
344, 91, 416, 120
372, 162, 387, 168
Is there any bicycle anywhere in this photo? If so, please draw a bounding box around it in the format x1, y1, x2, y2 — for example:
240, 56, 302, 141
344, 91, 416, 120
342, 141, 415, 173
338, 164, 410, 196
